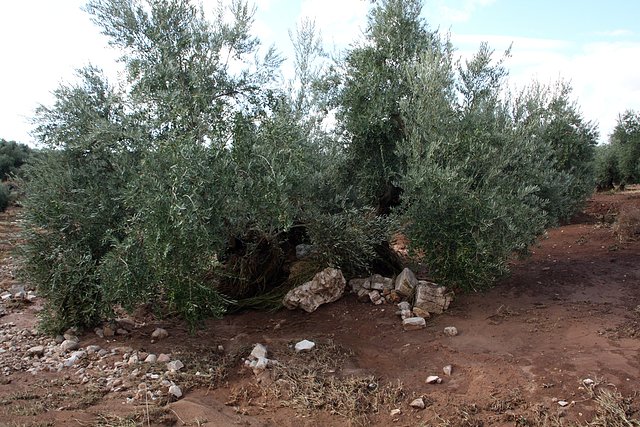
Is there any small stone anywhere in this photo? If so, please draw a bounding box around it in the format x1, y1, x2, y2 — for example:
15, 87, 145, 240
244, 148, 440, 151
368, 290, 382, 303
217, 345, 225, 353
151, 328, 169, 340
349, 278, 371, 293
27, 345, 45, 357
250, 343, 268, 360
386, 290, 401, 304
390, 408, 401, 416
402, 317, 426, 331
370, 274, 394, 291
168, 384, 182, 399
86, 345, 101, 355
395, 268, 418, 297
103, 325, 115, 337
63, 332, 78, 342
398, 301, 411, 311
412, 307, 430, 318
60, 339, 79, 352
252, 357, 269, 374
294, 339, 315, 352
25, 291, 37, 302
400, 309, 413, 320
410, 397, 425, 409
116, 318, 135, 330
157, 353, 171, 363
356, 288, 371, 302
582, 378, 595, 386
116, 328, 129, 335
558, 400, 570, 407
0, 291, 11, 301
443, 365, 453, 376
167, 360, 184, 372
144, 354, 157, 364
94, 328, 104, 338
443, 326, 458, 337
426, 375, 442, 384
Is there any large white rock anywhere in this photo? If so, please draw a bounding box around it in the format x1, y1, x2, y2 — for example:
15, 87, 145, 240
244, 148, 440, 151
413, 281, 453, 314
394, 268, 418, 297
283, 268, 346, 313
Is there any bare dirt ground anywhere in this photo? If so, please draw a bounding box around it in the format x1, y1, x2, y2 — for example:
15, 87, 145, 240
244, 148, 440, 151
0, 189, 639, 426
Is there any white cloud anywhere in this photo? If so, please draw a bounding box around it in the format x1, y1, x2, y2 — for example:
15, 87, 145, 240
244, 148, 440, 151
429, 0, 496, 24
596, 29, 634, 37
298, 0, 369, 48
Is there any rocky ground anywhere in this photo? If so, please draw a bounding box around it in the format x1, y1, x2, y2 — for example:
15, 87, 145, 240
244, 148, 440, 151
0, 189, 640, 426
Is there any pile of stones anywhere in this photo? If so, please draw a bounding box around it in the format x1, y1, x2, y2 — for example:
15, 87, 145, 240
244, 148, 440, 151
349, 268, 454, 330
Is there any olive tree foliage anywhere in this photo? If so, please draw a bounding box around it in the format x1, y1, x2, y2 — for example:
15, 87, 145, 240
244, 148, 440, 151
0, 139, 32, 180
509, 81, 598, 222
399, 44, 549, 288
22, 67, 134, 329
0, 138, 33, 212
22, 0, 397, 332
594, 110, 640, 190
611, 110, 640, 185
334, 0, 444, 209
21, 0, 324, 332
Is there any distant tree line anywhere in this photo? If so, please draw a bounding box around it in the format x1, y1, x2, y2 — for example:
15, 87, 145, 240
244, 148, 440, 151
0, 138, 33, 212
20, 0, 599, 332
594, 110, 640, 191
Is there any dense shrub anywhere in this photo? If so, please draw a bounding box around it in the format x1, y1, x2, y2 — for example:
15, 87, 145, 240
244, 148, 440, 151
611, 110, 640, 186
594, 144, 622, 191
0, 139, 32, 180
398, 44, 551, 289
0, 183, 9, 212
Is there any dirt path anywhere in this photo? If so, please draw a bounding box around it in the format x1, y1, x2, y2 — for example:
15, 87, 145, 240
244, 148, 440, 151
0, 191, 639, 426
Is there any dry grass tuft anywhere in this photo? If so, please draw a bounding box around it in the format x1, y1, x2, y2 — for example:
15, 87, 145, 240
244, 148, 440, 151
233, 340, 404, 425
93, 407, 176, 427
613, 207, 640, 242
586, 388, 640, 427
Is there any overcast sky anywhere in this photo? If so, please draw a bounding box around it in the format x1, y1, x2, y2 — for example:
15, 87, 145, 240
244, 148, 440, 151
1, 0, 639, 145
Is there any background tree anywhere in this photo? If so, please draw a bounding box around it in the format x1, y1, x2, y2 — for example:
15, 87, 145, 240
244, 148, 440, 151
611, 110, 640, 185
0, 139, 32, 180
335, 0, 446, 212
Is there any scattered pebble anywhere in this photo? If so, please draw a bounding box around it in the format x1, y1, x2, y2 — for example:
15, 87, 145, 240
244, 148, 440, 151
410, 397, 425, 409
443, 326, 458, 337
426, 375, 442, 384
294, 339, 315, 352
168, 384, 182, 398
402, 317, 426, 331
250, 344, 268, 360
166, 360, 184, 372
151, 328, 169, 340
443, 365, 452, 376
157, 353, 171, 363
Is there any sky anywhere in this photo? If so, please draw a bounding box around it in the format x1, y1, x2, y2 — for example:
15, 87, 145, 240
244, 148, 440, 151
1, 0, 639, 146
